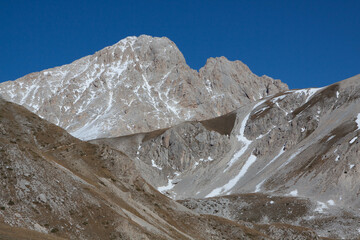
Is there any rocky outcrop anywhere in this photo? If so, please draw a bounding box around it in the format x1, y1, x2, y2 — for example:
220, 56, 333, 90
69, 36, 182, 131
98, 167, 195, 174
0, 35, 287, 140
91, 117, 234, 196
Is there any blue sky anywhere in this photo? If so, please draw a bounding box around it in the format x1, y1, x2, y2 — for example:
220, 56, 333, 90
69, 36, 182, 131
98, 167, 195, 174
1, 0, 359, 89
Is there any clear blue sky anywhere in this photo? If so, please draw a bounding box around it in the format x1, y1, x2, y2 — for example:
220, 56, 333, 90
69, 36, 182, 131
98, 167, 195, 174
1, 0, 359, 89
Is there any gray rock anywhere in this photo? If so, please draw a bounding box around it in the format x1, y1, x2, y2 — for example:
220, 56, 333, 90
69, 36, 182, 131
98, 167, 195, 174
0, 35, 287, 140
93, 74, 360, 239
0, 97, 316, 240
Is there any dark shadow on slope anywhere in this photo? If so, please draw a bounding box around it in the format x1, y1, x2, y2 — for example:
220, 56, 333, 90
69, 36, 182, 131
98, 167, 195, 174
200, 111, 237, 136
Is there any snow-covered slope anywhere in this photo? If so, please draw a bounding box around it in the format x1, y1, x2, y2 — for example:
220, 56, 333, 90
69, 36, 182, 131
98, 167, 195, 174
0, 35, 287, 140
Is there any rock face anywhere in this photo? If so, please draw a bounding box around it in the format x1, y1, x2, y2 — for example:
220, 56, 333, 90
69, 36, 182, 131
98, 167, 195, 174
93, 74, 360, 239
91, 113, 237, 197
0, 98, 322, 239
0, 35, 287, 140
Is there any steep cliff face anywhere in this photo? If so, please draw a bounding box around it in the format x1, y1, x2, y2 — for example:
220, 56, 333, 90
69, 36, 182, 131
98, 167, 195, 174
0, 35, 287, 140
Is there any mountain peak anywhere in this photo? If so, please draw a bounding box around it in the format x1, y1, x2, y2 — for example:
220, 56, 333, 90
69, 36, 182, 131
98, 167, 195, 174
0, 36, 288, 140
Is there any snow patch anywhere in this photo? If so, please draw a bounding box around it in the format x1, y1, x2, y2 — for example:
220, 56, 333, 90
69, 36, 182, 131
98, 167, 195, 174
305, 88, 322, 102
258, 146, 285, 174
349, 136, 358, 144
141, 74, 160, 114
253, 106, 269, 115
271, 95, 287, 103
255, 179, 266, 193
279, 147, 304, 169
158, 178, 175, 193
327, 135, 335, 142
292, 87, 323, 103
206, 156, 214, 162
327, 200, 335, 206
289, 189, 298, 197
206, 154, 257, 198
151, 160, 162, 170
256, 127, 274, 140
225, 100, 266, 171
356, 113, 360, 130
275, 102, 289, 115
193, 156, 214, 169
315, 201, 328, 213
225, 144, 250, 172
205, 79, 212, 93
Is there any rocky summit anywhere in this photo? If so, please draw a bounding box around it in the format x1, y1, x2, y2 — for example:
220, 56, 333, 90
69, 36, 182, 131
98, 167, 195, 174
0, 35, 359, 239
0, 35, 287, 140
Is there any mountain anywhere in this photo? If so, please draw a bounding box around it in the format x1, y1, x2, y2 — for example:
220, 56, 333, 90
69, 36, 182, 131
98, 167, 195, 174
0, 98, 324, 239
92, 74, 360, 239
0, 35, 287, 140
1, 34, 359, 239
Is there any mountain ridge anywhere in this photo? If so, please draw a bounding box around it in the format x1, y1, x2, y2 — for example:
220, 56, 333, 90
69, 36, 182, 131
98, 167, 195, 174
0, 35, 287, 140
1, 35, 359, 239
